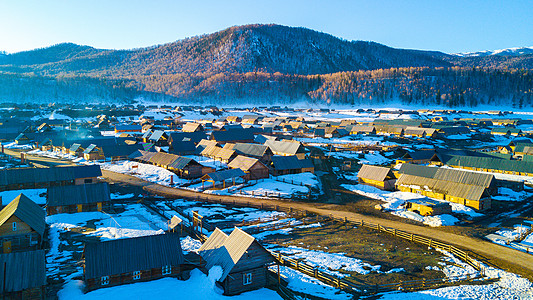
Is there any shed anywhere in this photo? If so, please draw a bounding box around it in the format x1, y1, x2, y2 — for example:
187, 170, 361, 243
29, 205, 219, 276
0, 194, 45, 253
357, 165, 396, 191
84, 234, 184, 291
405, 199, 452, 216
198, 228, 276, 295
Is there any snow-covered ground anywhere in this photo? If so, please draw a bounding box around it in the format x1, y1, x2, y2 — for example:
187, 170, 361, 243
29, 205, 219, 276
341, 184, 480, 227
47, 204, 168, 241
2, 141, 33, 149
59, 267, 282, 300
99, 160, 187, 186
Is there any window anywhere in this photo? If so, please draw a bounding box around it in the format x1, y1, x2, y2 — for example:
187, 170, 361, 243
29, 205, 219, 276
84, 179, 93, 184
133, 271, 141, 280
12, 222, 16, 231
101, 276, 109, 285
243, 273, 252, 285
162, 265, 171, 275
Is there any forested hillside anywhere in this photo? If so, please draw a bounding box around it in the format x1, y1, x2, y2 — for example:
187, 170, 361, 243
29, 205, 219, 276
1, 24, 532, 107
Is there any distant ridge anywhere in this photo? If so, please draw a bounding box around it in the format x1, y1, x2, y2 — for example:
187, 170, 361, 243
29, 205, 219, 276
0, 24, 532, 107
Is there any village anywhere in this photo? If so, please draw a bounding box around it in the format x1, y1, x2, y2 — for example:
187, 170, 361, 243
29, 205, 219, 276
0, 103, 532, 300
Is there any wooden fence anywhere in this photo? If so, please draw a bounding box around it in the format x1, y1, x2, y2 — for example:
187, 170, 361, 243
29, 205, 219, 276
145, 195, 489, 295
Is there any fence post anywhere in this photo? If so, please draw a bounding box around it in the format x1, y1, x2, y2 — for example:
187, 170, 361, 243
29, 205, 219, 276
410, 233, 414, 242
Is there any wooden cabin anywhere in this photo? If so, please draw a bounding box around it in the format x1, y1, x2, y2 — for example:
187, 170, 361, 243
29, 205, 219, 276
228, 156, 269, 181
83, 144, 105, 161
69, 143, 85, 157
198, 228, 276, 296
0, 250, 46, 299
270, 156, 314, 176
0, 194, 45, 254
135, 152, 214, 179
201, 169, 246, 189
84, 234, 184, 292
264, 140, 306, 160
182, 122, 204, 132
396, 150, 438, 165
148, 130, 170, 146
405, 199, 452, 216
46, 183, 111, 215
357, 165, 397, 191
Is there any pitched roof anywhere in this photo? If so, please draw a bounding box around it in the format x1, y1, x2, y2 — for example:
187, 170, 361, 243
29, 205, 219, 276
199, 228, 272, 281
0, 250, 46, 293
0, 194, 45, 237
182, 122, 203, 132
396, 174, 487, 201
271, 156, 313, 170
264, 140, 304, 155
201, 169, 246, 182
357, 165, 395, 181
47, 182, 111, 207
228, 155, 264, 171
169, 132, 207, 144
232, 143, 270, 158
84, 234, 184, 279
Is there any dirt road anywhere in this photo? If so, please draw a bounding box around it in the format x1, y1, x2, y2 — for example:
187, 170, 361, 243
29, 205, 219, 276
2, 148, 531, 279
101, 169, 533, 280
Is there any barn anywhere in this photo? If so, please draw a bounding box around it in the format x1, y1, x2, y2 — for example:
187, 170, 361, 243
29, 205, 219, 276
357, 165, 397, 191
0, 194, 45, 254
198, 228, 276, 296
83, 234, 184, 292
46, 182, 111, 215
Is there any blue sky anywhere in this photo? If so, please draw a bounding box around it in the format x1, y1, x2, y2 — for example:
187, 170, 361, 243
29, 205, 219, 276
0, 0, 531, 54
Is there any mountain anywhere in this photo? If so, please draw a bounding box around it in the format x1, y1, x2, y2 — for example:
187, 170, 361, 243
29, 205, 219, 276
0, 24, 454, 76
456, 46, 533, 57
0, 24, 532, 107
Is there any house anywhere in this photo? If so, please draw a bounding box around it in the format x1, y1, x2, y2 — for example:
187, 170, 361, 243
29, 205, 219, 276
201, 169, 246, 189
228, 156, 269, 181
348, 125, 377, 135
357, 165, 397, 191
242, 115, 260, 125
46, 183, 111, 215
69, 143, 84, 157
264, 140, 306, 159
0, 194, 45, 253
405, 199, 452, 216
198, 228, 276, 296
83, 144, 104, 161
135, 152, 214, 179
148, 130, 169, 146
270, 156, 314, 176
396, 150, 438, 165
404, 127, 438, 138
84, 234, 184, 292
0, 165, 102, 191
182, 122, 204, 132
0, 250, 46, 299
169, 132, 208, 146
